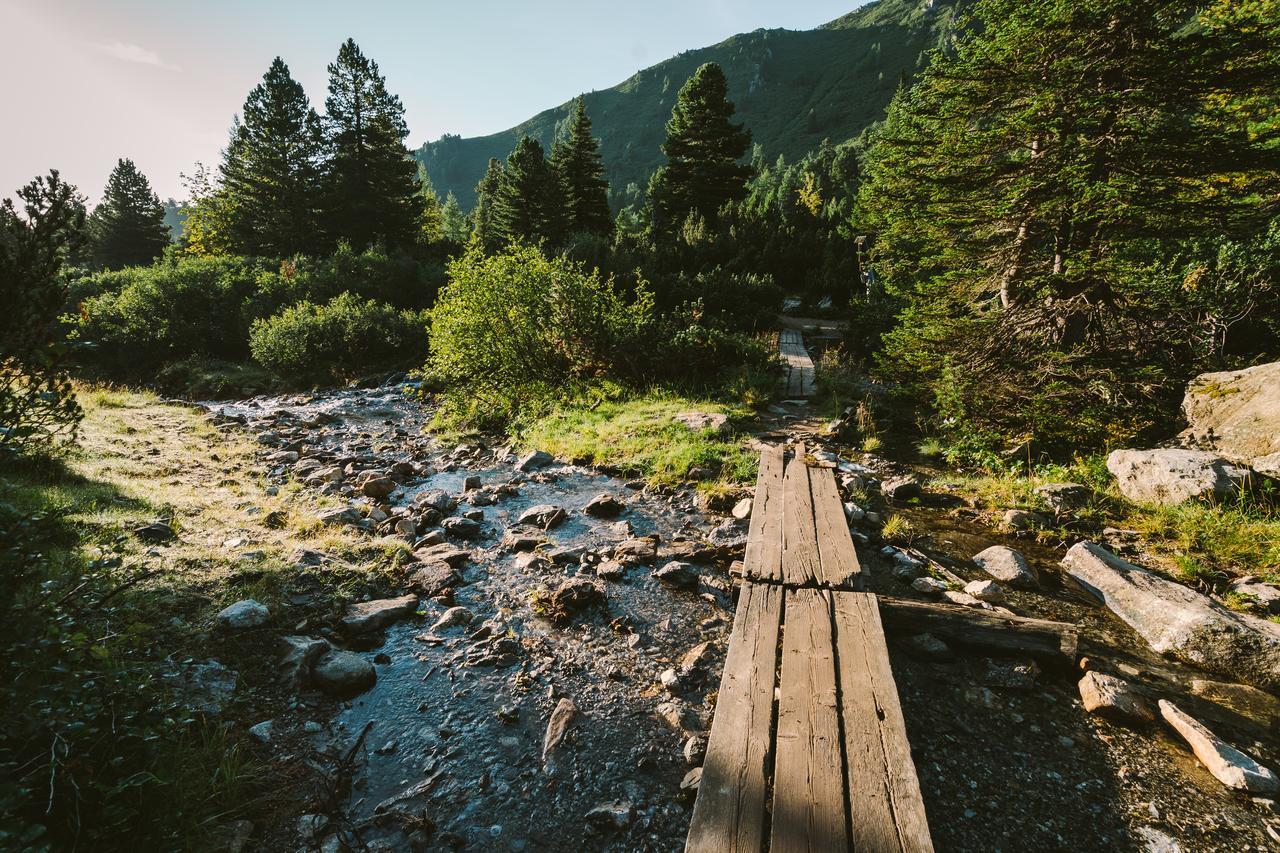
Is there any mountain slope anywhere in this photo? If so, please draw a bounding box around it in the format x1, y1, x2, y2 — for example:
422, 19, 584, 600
415, 0, 955, 210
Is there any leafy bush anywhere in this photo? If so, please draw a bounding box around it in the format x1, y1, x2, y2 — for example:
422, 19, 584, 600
249, 293, 428, 381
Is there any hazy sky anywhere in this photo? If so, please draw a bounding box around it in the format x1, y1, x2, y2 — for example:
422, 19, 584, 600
1, 0, 859, 205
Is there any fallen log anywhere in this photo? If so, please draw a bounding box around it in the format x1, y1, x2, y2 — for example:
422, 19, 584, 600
877, 595, 1079, 665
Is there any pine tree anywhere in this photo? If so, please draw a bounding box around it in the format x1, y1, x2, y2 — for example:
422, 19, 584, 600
440, 192, 467, 243
417, 163, 444, 244
648, 63, 752, 235
322, 39, 423, 249
471, 158, 504, 251
88, 159, 170, 268
550, 96, 613, 238
492, 136, 558, 245
220, 57, 323, 256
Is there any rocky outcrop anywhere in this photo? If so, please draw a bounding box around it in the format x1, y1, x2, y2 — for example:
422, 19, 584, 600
1062, 542, 1280, 690
1181, 362, 1280, 467
1105, 448, 1254, 506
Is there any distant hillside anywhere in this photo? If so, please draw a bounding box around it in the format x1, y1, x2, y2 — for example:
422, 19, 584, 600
415, 0, 955, 210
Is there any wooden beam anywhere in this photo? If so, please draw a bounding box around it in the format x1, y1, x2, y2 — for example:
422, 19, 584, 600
742, 445, 785, 584
809, 463, 864, 590
781, 444, 821, 586
876, 596, 1079, 665
686, 582, 783, 853
771, 588, 848, 853
833, 592, 935, 852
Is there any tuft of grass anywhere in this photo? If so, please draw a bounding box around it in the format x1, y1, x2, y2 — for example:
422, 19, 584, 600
917, 437, 944, 458
881, 513, 915, 543
861, 436, 884, 454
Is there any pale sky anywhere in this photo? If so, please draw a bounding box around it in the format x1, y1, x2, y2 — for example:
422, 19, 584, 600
1, 0, 860, 205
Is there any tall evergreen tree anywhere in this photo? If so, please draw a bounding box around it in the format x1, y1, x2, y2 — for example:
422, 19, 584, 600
220, 57, 323, 256
492, 136, 558, 245
550, 96, 613, 238
440, 192, 467, 243
471, 158, 504, 251
647, 63, 752, 235
322, 39, 422, 249
416, 163, 444, 244
88, 159, 169, 268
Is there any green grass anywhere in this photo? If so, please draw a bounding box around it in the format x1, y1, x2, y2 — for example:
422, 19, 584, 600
518, 390, 758, 488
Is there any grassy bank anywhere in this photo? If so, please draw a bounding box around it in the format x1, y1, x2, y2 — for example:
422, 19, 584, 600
0, 386, 397, 848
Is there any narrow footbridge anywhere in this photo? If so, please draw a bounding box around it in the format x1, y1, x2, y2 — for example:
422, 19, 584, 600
686, 443, 935, 852
779, 330, 816, 399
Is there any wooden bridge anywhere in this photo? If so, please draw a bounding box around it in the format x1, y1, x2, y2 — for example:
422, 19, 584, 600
686, 443, 935, 852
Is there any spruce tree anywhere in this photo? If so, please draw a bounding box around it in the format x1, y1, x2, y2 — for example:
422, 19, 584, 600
471, 158, 504, 251
220, 57, 323, 256
492, 136, 558, 245
648, 63, 752, 235
88, 159, 170, 268
417, 163, 444, 244
440, 192, 467, 243
322, 39, 422, 249
550, 96, 613, 238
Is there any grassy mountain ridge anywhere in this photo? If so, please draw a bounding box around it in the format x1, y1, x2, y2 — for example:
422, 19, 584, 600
415, 0, 954, 209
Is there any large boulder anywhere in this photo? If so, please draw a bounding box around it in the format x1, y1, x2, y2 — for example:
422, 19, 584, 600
1105, 448, 1254, 506
311, 649, 376, 696
341, 595, 418, 634
1062, 542, 1280, 691
972, 545, 1038, 589
1180, 362, 1280, 465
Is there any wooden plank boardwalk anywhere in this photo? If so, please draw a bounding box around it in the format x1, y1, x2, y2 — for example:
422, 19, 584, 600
779, 330, 816, 398
687, 443, 934, 853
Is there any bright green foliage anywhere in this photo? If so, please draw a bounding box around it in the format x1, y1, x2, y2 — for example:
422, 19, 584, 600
322, 39, 423, 249
492, 136, 560, 245
221, 57, 323, 256
648, 63, 752, 235
88, 158, 170, 269
417, 162, 444, 244
470, 158, 504, 252
176, 163, 233, 257
856, 0, 1280, 459
0, 171, 86, 457
249, 292, 428, 380
550, 97, 613, 238
440, 192, 467, 243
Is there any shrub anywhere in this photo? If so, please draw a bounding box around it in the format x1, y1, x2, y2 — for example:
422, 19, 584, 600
249, 293, 429, 381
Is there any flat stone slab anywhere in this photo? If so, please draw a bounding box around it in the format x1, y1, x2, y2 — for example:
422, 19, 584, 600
1159, 699, 1278, 794
342, 595, 418, 634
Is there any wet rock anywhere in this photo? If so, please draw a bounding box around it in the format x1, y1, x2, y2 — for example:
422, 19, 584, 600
543, 578, 605, 623
911, 576, 947, 595
517, 504, 568, 529
656, 701, 702, 733
583, 493, 626, 517
541, 697, 578, 764
463, 474, 482, 490
708, 518, 748, 544
317, 506, 361, 527
342, 595, 418, 634
516, 450, 554, 472
964, 579, 1007, 603
430, 606, 474, 633
133, 521, 176, 543
972, 545, 1039, 589
1062, 541, 1280, 691
514, 551, 552, 572
654, 561, 699, 589
360, 476, 396, 499
414, 488, 457, 514
502, 529, 543, 552
1077, 671, 1153, 724
312, 649, 376, 696
414, 543, 470, 567
1001, 509, 1046, 531
547, 544, 586, 565
1034, 482, 1092, 512
731, 498, 753, 520
1158, 699, 1278, 794
1106, 448, 1255, 506
218, 599, 269, 629
248, 720, 273, 744
279, 636, 330, 689
393, 517, 418, 537
683, 734, 708, 765
585, 801, 633, 830
441, 516, 482, 539
614, 537, 658, 563
674, 411, 729, 435
596, 561, 626, 581
882, 475, 922, 500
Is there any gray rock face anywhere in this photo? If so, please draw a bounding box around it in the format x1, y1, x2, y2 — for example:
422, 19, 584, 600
1105, 448, 1255, 506
674, 411, 729, 435
316, 506, 361, 526
341, 595, 418, 634
311, 649, 376, 696
1033, 482, 1092, 512
518, 504, 568, 529
972, 545, 1039, 589
516, 450, 554, 472
441, 516, 482, 539
1181, 361, 1280, 464
654, 561, 699, 589
413, 488, 457, 513
278, 636, 330, 689
614, 537, 658, 563
583, 493, 625, 517
359, 475, 396, 499
1001, 509, 1046, 530
406, 562, 461, 597
1159, 699, 1278, 794
1062, 542, 1280, 690
218, 599, 270, 629
1077, 671, 1153, 724
430, 605, 473, 633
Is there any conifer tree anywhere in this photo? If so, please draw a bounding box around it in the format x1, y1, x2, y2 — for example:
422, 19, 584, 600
440, 192, 467, 243
220, 57, 323, 256
322, 39, 422, 249
492, 136, 558, 245
647, 63, 752, 235
550, 96, 613, 238
417, 163, 444, 244
88, 159, 170, 268
471, 158, 504, 252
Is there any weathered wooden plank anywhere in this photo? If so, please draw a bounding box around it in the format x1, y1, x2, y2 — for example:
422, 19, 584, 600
779, 330, 816, 398
833, 592, 935, 853
810, 463, 863, 590
687, 582, 783, 853
781, 444, 821, 586
876, 596, 1079, 665
742, 445, 786, 584
771, 588, 849, 853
